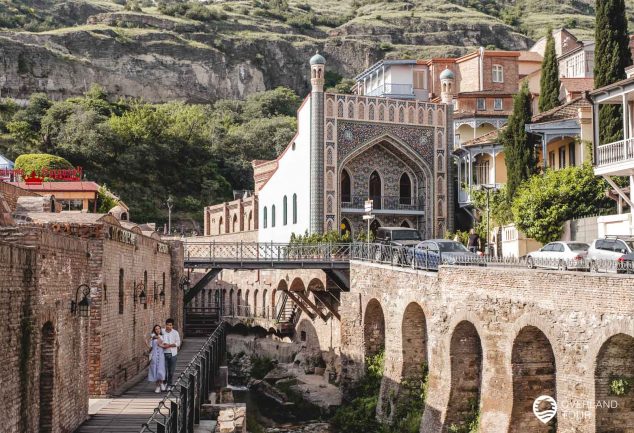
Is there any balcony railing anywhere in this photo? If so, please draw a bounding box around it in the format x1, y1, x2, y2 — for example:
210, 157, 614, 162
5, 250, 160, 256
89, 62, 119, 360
596, 138, 634, 166
342, 195, 424, 211
366, 83, 414, 97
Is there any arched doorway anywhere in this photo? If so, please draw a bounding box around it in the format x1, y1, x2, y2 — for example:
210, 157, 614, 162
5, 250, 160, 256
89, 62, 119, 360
595, 333, 634, 432
341, 169, 351, 203
370, 219, 381, 238
340, 218, 352, 239
398, 303, 428, 425
444, 321, 482, 432
400, 173, 412, 205
509, 326, 557, 432
364, 299, 385, 358
369, 171, 382, 210
39, 322, 55, 433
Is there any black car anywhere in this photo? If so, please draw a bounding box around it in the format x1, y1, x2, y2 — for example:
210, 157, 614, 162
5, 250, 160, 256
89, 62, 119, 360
373, 227, 422, 262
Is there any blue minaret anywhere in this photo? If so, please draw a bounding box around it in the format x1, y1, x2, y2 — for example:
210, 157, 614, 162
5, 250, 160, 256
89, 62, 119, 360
309, 52, 325, 234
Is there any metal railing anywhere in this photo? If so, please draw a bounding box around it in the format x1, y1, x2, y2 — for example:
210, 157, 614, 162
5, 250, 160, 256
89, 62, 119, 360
184, 242, 351, 264
140, 322, 227, 433
596, 137, 634, 166
366, 83, 414, 97
341, 195, 424, 211
351, 243, 634, 274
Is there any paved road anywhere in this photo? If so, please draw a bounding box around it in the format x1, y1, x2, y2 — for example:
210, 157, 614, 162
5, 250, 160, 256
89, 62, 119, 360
76, 338, 207, 433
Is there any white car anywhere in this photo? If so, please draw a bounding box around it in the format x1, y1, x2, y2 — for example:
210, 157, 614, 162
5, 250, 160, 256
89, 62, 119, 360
526, 241, 590, 270
587, 237, 634, 273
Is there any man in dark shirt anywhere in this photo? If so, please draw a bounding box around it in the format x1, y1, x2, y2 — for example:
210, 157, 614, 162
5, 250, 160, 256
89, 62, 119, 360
467, 228, 480, 253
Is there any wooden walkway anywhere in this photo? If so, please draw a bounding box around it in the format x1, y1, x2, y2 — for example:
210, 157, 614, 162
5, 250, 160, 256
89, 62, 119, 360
77, 338, 206, 433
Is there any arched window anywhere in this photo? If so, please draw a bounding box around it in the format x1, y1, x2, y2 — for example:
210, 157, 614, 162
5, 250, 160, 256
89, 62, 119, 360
248, 210, 253, 230
370, 219, 381, 237
400, 173, 412, 205
118, 269, 124, 314
369, 171, 382, 210
232, 214, 238, 232
341, 169, 351, 203
272, 205, 276, 227
283, 196, 288, 225
218, 216, 223, 235
263, 207, 268, 228
292, 194, 297, 224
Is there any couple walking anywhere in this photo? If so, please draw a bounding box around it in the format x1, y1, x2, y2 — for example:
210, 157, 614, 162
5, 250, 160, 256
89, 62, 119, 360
147, 318, 181, 393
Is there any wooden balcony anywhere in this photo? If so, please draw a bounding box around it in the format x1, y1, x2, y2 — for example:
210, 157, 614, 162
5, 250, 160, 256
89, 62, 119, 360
595, 138, 634, 176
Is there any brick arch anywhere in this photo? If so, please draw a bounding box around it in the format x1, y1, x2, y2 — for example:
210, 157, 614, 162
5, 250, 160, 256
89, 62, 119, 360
509, 326, 557, 433
595, 333, 634, 432
290, 277, 305, 292
364, 298, 385, 359
39, 321, 56, 433
443, 320, 483, 432
307, 278, 325, 291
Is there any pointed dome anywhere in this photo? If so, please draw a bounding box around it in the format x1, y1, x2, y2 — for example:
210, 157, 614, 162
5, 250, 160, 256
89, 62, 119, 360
440, 68, 454, 80
310, 52, 326, 65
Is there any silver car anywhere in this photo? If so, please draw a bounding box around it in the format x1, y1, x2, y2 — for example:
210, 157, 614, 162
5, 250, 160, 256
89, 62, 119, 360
526, 241, 589, 270
587, 237, 634, 273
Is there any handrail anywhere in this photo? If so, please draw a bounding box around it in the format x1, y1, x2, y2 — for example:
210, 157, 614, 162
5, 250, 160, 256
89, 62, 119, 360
184, 242, 352, 264
596, 137, 634, 166
140, 322, 227, 433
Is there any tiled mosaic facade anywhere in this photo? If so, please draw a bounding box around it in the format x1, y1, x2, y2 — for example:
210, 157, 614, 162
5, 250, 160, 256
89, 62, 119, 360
322, 93, 450, 237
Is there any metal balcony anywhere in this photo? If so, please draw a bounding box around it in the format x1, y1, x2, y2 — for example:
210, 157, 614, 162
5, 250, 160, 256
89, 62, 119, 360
341, 195, 424, 212
365, 83, 414, 98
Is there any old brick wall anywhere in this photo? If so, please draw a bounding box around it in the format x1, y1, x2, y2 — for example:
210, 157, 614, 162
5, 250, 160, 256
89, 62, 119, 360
91, 231, 175, 396
0, 181, 41, 212
1, 228, 91, 433
341, 261, 634, 433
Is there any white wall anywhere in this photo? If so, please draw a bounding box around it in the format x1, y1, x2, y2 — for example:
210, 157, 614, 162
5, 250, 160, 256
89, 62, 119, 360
597, 214, 633, 237
258, 97, 312, 243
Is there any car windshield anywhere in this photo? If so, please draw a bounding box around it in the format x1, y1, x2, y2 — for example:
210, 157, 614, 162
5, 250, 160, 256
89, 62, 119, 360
567, 243, 589, 251
391, 230, 421, 241
437, 241, 469, 253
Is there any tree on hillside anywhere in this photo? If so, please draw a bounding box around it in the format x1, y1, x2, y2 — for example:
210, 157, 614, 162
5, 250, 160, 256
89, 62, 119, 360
538, 28, 560, 112
501, 81, 535, 200
595, 0, 632, 144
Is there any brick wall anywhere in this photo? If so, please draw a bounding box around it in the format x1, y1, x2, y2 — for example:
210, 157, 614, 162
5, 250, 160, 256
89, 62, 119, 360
1, 228, 91, 433
0, 181, 41, 212
341, 261, 634, 433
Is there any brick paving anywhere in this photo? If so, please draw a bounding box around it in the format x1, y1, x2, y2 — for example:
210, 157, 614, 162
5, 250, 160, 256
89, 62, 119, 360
76, 338, 206, 433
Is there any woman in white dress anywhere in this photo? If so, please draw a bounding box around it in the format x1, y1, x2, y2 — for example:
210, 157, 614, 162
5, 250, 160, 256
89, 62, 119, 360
147, 324, 167, 393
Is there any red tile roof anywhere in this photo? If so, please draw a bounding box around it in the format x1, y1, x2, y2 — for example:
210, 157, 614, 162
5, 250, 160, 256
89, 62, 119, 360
530, 97, 591, 123
7, 181, 100, 192
461, 128, 503, 147
560, 78, 594, 93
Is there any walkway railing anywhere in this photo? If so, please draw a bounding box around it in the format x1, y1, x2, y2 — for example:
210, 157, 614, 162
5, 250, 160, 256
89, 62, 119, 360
341, 195, 424, 211
596, 137, 634, 166
184, 242, 351, 267
140, 322, 227, 433
351, 243, 634, 273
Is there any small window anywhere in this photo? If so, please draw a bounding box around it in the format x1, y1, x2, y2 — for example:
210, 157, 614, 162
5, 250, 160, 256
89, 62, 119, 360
263, 207, 268, 228
292, 194, 297, 224
477, 98, 486, 110
493, 98, 503, 110
118, 269, 124, 315
492, 64, 504, 83
413, 70, 425, 89
283, 196, 288, 226
271, 205, 276, 227
568, 142, 576, 166
300, 331, 307, 342
542, 243, 554, 252
548, 151, 555, 168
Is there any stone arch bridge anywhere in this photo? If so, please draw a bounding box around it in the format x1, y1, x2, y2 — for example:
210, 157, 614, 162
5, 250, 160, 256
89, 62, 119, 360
342, 261, 633, 433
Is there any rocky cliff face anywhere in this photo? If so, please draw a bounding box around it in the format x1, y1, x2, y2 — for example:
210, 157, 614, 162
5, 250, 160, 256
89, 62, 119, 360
0, 2, 536, 102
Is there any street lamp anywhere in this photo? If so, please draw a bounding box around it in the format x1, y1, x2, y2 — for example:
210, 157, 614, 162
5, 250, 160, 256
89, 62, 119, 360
166, 195, 174, 235
476, 184, 498, 256
70, 284, 91, 317
179, 276, 190, 291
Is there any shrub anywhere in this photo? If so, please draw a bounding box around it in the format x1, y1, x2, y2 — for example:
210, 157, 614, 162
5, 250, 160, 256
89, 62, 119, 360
250, 356, 275, 379
14, 153, 73, 178
609, 375, 632, 396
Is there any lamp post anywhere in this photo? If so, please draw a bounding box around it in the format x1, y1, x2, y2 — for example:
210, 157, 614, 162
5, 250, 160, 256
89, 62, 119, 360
70, 284, 91, 317
166, 195, 174, 235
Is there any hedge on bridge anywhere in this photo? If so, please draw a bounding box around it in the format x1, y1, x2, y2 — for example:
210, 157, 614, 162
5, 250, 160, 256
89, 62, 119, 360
14, 153, 73, 178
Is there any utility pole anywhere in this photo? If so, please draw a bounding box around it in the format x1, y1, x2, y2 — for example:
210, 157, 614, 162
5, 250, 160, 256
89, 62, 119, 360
166, 195, 173, 235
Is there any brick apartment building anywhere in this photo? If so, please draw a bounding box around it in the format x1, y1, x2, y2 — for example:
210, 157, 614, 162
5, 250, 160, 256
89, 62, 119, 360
0, 181, 184, 433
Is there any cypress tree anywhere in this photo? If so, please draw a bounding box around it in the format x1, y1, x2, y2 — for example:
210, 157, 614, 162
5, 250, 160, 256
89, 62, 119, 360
595, 0, 632, 143
538, 29, 561, 112
502, 81, 535, 200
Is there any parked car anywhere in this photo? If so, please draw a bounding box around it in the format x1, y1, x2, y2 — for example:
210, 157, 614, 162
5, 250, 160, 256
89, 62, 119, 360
373, 227, 422, 262
587, 236, 634, 273
526, 241, 589, 270
411, 239, 483, 270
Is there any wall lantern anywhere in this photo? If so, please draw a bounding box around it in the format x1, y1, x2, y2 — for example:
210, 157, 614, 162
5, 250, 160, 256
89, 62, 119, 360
71, 284, 91, 317
179, 276, 190, 291
155, 283, 166, 305
134, 282, 147, 305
